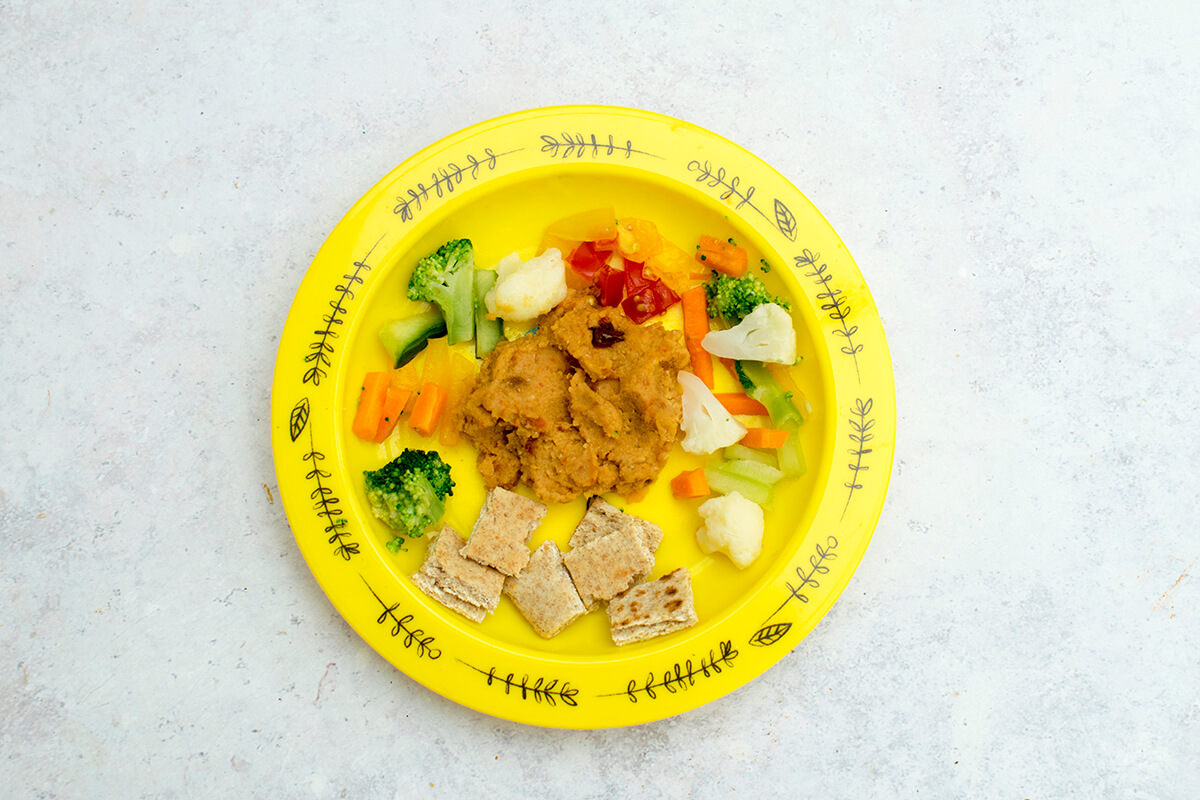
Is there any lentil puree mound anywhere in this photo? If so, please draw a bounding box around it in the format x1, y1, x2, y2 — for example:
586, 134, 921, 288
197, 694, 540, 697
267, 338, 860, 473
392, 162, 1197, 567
457, 291, 690, 504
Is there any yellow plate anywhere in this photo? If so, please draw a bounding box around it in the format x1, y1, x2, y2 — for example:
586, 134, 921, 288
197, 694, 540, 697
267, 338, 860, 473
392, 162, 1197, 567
270, 106, 895, 728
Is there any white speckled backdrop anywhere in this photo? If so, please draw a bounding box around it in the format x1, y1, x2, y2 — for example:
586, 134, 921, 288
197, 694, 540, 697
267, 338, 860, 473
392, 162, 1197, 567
3, 1, 1198, 797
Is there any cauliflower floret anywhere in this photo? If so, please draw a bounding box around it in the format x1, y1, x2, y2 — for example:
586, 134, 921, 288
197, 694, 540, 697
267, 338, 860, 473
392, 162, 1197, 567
484, 249, 569, 321
700, 302, 796, 364
696, 491, 764, 569
678, 371, 747, 454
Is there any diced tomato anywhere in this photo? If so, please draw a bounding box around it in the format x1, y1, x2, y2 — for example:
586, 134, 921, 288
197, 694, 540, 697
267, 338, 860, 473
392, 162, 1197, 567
568, 241, 607, 281
621, 279, 679, 324
623, 260, 654, 296
593, 263, 625, 307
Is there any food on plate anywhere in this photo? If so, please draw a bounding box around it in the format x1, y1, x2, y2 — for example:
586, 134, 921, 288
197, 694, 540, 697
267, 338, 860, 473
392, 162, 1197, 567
669, 467, 710, 499
502, 541, 587, 638
406, 238, 477, 344
694, 491, 765, 569
676, 371, 747, 454
378, 307, 447, 368
704, 271, 790, 325
412, 525, 505, 622
567, 496, 664, 553
362, 448, 454, 547
562, 519, 656, 610
607, 567, 698, 645
693, 234, 749, 277
355, 212, 814, 645
701, 302, 797, 364
472, 268, 501, 357
733, 359, 806, 430
459, 486, 548, 577
457, 291, 689, 504
484, 249, 569, 321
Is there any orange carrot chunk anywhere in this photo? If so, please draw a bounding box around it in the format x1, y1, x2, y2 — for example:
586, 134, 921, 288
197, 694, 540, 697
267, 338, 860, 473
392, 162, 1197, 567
408, 382, 448, 437
739, 427, 790, 449
695, 234, 749, 277
713, 392, 770, 417
351, 371, 390, 440
373, 387, 413, 442
670, 467, 710, 499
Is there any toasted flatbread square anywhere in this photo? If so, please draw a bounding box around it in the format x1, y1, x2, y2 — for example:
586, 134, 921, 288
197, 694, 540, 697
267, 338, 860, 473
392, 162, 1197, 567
411, 526, 504, 620
503, 541, 587, 638
562, 525, 654, 609
608, 567, 698, 645
568, 496, 663, 554
460, 487, 548, 577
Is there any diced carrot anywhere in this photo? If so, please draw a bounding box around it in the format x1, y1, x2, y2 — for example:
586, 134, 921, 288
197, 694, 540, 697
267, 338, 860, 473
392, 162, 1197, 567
739, 427, 790, 449
695, 234, 749, 277
670, 467, 710, 499
438, 353, 477, 447
713, 392, 770, 417
373, 387, 413, 442
352, 371, 391, 440
408, 381, 448, 437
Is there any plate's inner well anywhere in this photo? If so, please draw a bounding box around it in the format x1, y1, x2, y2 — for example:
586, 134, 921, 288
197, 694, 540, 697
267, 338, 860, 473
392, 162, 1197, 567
337, 168, 834, 659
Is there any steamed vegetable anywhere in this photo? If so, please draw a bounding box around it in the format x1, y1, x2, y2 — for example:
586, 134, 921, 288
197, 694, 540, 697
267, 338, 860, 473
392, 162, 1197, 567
677, 371, 747, 454
407, 238, 476, 344
704, 272, 790, 324
379, 308, 447, 368
701, 303, 796, 364
485, 249, 569, 321
735, 360, 805, 430
363, 448, 455, 545
695, 491, 764, 568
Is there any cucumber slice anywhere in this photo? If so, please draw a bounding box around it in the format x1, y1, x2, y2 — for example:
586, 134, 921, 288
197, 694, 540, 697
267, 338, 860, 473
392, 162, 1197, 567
473, 269, 501, 358
379, 309, 447, 368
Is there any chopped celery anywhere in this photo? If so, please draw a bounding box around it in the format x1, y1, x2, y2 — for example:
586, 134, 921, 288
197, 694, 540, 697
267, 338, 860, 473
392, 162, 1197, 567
735, 360, 804, 430
704, 467, 773, 506
777, 434, 807, 478
717, 458, 784, 486
473, 269, 501, 358
722, 443, 779, 467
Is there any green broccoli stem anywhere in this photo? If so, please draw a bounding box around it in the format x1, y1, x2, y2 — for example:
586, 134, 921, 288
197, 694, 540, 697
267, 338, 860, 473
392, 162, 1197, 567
735, 360, 804, 430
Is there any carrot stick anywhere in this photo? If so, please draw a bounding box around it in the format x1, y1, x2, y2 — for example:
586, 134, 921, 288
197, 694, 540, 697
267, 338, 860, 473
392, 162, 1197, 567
373, 387, 413, 442
670, 467, 709, 499
713, 392, 770, 417
352, 371, 390, 440
739, 427, 790, 449
680, 285, 714, 388
408, 381, 448, 437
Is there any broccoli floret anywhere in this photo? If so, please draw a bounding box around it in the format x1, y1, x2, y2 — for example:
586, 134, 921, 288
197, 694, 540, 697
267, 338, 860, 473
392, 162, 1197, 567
407, 238, 476, 344
363, 448, 455, 541
704, 272, 790, 324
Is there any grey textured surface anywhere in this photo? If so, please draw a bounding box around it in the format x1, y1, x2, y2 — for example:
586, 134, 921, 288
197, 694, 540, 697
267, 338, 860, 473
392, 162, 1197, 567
3, 2, 1198, 797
